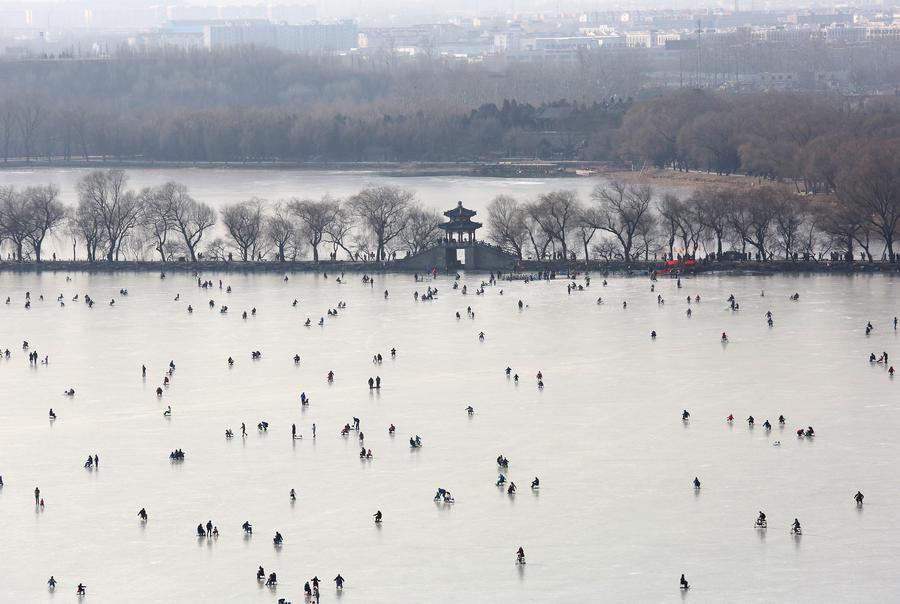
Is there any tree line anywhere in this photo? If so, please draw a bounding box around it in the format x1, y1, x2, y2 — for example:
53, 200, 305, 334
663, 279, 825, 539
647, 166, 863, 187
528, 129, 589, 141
2, 166, 897, 264
618, 90, 900, 191
0, 170, 448, 263
6, 80, 900, 178
5, 45, 900, 165
485, 177, 900, 264
0, 48, 638, 163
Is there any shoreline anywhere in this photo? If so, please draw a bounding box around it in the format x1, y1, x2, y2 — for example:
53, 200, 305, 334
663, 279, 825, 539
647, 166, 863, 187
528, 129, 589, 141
0, 161, 756, 190
0, 259, 895, 276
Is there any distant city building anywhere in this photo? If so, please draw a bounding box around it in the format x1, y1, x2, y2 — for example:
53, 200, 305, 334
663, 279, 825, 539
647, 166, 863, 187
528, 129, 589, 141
866, 25, 900, 40
203, 20, 357, 53
507, 36, 602, 62
129, 30, 205, 51
163, 4, 315, 24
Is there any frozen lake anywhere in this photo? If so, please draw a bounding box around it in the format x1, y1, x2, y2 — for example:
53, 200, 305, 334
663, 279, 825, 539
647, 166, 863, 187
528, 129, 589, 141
0, 167, 619, 214
0, 270, 898, 603
0, 166, 697, 221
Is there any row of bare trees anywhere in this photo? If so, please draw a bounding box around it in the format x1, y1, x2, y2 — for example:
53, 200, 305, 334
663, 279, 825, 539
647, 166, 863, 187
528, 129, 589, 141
5, 164, 899, 264
486, 180, 900, 263
0, 184, 66, 261
0, 170, 444, 263
486, 184, 663, 262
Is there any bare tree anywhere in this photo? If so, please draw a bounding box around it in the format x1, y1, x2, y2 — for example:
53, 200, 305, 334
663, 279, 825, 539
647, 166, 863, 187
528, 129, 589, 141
819, 195, 863, 261
486, 194, 527, 259
534, 190, 581, 258
577, 206, 601, 260
772, 194, 807, 259
0, 100, 17, 163
591, 237, 623, 261
71, 199, 106, 262
350, 231, 374, 261
741, 187, 779, 260
266, 202, 301, 261
17, 99, 45, 163
76, 170, 141, 261
23, 184, 65, 262
837, 140, 900, 262
588, 181, 654, 261
221, 199, 265, 261
798, 202, 828, 260
204, 237, 229, 261
349, 186, 413, 261
290, 195, 341, 262
657, 193, 682, 259
140, 186, 175, 262
324, 205, 357, 260
0, 186, 29, 261
676, 194, 705, 257
696, 188, 732, 258
634, 213, 661, 261
168, 185, 215, 262
121, 230, 150, 261
400, 205, 442, 255
523, 202, 553, 260
727, 197, 752, 257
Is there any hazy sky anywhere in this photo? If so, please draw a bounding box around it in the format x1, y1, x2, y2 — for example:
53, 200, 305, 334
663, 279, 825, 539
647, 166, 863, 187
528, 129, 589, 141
0, 0, 824, 26
0, 0, 651, 17
0, 0, 624, 30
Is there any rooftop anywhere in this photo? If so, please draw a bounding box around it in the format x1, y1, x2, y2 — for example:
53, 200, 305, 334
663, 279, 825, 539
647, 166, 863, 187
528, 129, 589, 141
443, 201, 478, 220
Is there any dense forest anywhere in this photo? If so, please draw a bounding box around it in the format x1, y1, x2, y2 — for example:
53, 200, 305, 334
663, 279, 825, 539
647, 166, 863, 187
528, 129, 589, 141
3, 47, 900, 170
0, 49, 639, 163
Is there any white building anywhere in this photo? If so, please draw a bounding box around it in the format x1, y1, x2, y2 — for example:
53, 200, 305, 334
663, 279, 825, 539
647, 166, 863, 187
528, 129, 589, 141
203, 20, 357, 53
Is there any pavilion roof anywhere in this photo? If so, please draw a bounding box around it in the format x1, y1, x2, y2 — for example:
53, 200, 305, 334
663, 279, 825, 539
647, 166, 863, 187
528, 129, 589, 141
443, 201, 477, 220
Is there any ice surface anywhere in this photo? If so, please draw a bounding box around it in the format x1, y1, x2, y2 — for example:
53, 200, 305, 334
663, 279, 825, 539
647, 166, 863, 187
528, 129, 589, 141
0, 270, 898, 603
0, 168, 694, 215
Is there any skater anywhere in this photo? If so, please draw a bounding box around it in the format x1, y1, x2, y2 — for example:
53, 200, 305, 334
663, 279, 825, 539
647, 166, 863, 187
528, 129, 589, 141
756, 511, 767, 528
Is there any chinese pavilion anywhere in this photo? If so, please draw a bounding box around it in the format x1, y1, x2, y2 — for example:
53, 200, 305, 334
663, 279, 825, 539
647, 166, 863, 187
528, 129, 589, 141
438, 201, 482, 243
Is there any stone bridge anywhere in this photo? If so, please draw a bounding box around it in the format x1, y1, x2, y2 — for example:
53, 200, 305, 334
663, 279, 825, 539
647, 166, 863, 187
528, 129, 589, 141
395, 240, 520, 272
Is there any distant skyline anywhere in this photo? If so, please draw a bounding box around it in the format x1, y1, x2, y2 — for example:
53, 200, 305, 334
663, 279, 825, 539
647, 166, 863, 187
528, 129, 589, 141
0, 0, 863, 22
